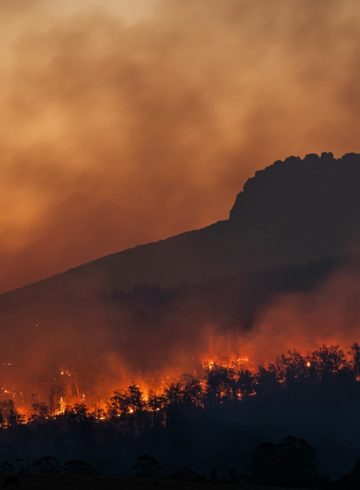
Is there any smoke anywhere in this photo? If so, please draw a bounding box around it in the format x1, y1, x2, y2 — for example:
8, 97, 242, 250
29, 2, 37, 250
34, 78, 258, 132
0, 0, 358, 291
0, 258, 359, 410
236, 262, 360, 365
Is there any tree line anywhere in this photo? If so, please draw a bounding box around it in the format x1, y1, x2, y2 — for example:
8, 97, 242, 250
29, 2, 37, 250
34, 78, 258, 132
0, 343, 360, 483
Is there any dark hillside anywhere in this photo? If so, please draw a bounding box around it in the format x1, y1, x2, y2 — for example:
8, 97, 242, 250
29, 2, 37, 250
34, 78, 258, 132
3, 152, 360, 302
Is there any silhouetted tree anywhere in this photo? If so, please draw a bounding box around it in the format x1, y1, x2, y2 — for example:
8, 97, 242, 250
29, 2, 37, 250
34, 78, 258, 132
275, 350, 309, 385
248, 436, 318, 488
256, 365, 279, 397
64, 403, 88, 423
0, 342, 359, 480
109, 385, 144, 418
147, 391, 166, 427
133, 454, 161, 478
205, 365, 237, 404
164, 383, 183, 407
350, 343, 360, 379
0, 461, 15, 475
30, 456, 61, 474
14, 459, 27, 476
62, 459, 95, 476
309, 345, 348, 380
237, 369, 255, 398
31, 402, 49, 421
0, 401, 23, 428
228, 467, 238, 483
181, 376, 203, 408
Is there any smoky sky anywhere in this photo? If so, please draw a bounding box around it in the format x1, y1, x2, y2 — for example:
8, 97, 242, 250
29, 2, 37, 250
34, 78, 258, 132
0, 0, 360, 292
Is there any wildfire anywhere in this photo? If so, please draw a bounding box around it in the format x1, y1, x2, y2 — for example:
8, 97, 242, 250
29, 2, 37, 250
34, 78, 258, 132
206, 361, 215, 371
0, 350, 288, 422
57, 397, 65, 415
0, 342, 358, 425
60, 370, 71, 377
202, 355, 251, 372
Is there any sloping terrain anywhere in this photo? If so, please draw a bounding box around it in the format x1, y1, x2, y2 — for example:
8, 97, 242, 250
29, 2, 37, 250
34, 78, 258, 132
3, 152, 360, 303
0, 152, 359, 397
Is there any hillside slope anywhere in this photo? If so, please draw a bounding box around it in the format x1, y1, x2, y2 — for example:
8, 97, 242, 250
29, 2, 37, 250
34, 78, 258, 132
0, 152, 359, 386
3, 151, 360, 302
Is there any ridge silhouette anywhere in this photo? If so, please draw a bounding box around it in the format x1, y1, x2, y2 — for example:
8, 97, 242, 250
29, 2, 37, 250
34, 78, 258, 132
0, 152, 359, 409
2, 151, 360, 301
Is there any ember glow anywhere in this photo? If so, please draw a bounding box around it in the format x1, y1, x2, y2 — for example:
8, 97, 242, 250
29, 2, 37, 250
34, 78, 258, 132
2, 349, 255, 419
0, 341, 358, 424
0, 259, 359, 426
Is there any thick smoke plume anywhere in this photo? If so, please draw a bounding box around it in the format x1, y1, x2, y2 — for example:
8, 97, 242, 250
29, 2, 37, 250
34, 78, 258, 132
240, 262, 360, 365
1, 259, 360, 411
0, 0, 360, 291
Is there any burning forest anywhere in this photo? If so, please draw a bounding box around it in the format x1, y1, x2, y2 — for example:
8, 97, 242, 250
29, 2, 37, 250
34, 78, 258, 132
1, 254, 360, 424
0, 342, 359, 426
0, 342, 360, 481
2, 0, 360, 486
0, 157, 360, 485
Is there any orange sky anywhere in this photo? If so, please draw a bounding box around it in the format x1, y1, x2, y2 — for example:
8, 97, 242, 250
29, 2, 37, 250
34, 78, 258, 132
0, 0, 360, 292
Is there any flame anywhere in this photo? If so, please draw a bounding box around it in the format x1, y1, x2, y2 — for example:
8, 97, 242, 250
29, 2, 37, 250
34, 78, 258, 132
0, 338, 358, 423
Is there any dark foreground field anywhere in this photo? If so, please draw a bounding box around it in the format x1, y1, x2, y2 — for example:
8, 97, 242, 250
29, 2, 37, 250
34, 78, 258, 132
2, 476, 307, 490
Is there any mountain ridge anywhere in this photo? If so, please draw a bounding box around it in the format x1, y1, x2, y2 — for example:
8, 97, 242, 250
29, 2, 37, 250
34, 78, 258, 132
2, 151, 360, 301
1, 152, 360, 390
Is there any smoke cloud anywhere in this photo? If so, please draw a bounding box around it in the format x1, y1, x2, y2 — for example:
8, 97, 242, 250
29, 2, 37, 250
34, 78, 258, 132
0, 0, 360, 291
238, 262, 360, 365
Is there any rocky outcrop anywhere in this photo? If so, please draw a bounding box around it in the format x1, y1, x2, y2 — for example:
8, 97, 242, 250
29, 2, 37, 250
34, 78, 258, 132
2, 152, 360, 302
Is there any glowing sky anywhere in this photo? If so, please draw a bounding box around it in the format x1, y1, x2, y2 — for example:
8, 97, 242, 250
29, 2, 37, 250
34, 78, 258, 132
0, 0, 360, 292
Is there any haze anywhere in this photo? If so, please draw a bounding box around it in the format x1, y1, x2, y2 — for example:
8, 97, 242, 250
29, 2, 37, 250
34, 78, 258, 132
1, 0, 359, 292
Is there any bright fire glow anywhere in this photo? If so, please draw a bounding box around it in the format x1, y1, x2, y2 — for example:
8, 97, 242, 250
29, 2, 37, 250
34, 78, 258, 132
0, 342, 358, 424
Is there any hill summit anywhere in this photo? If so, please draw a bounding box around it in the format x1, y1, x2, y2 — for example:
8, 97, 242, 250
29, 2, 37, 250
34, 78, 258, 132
0, 152, 360, 400
3, 152, 360, 300
230, 151, 360, 226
